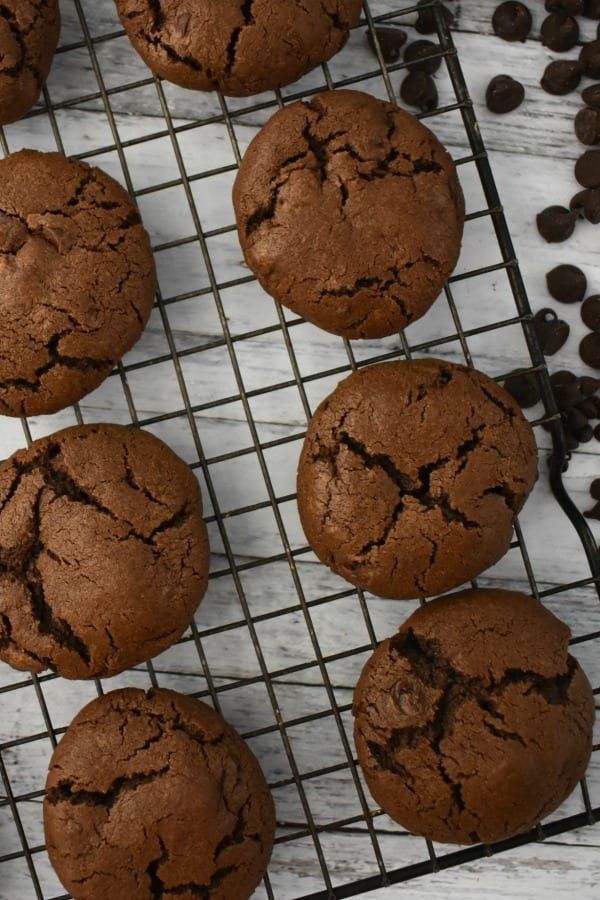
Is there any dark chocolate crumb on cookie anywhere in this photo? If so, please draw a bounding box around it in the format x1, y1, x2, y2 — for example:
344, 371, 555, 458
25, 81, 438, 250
353, 589, 595, 845
44, 688, 275, 900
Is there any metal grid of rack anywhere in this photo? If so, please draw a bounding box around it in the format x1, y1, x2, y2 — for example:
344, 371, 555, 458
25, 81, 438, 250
0, 2, 599, 898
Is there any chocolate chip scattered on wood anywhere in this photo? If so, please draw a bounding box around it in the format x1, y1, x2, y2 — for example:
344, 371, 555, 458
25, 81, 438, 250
533, 308, 570, 355
575, 149, 600, 187
582, 83, 600, 108
415, 0, 454, 35
541, 12, 580, 52
537, 205, 578, 242
571, 187, 600, 223
400, 70, 439, 111
582, 294, 600, 331
404, 40, 442, 74
493, 1, 532, 41
547, 264, 587, 303
541, 59, 584, 95
367, 26, 408, 64
580, 332, 600, 368
575, 107, 600, 145
580, 39, 600, 79
486, 74, 525, 113
503, 369, 541, 407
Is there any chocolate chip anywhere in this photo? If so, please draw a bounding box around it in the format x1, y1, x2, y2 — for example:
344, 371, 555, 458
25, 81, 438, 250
537, 205, 578, 242
486, 74, 525, 113
541, 59, 584, 94
580, 40, 600, 79
415, 0, 454, 35
541, 13, 579, 52
580, 332, 600, 367
577, 423, 595, 442
547, 264, 587, 302
585, 501, 600, 518
575, 107, 600, 145
503, 369, 541, 408
582, 84, 600, 108
567, 406, 590, 433
591, 477, 600, 500
533, 308, 570, 354
577, 397, 599, 417
493, 1, 532, 41
585, 0, 600, 17
400, 70, 438, 111
367, 26, 408, 64
582, 297, 600, 337
404, 40, 442, 74
571, 187, 600, 223
546, 0, 583, 12
554, 380, 583, 410
580, 375, 600, 394
575, 149, 600, 187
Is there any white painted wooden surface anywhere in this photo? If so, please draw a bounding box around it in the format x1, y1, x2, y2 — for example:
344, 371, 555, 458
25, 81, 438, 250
0, 1, 599, 898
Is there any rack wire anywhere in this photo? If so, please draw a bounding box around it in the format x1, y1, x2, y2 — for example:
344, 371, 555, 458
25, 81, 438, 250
0, 1, 599, 898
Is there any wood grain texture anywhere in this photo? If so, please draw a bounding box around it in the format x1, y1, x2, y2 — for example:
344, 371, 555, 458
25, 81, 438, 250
0, 1, 599, 898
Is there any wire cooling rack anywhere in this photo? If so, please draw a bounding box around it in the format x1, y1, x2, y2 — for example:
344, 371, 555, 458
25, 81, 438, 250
0, 1, 599, 898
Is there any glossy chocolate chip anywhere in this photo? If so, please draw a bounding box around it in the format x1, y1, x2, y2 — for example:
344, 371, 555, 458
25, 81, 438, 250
541, 59, 584, 94
503, 369, 541, 408
582, 294, 600, 331
582, 84, 600, 108
580, 40, 600, 79
486, 74, 525, 112
541, 13, 579, 52
533, 308, 570, 355
580, 332, 600, 367
537, 205, 578, 242
415, 0, 454, 35
400, 70, 438, 111
591, 477, 600, 500
571, 187, 600, 223
575, 149, 600, 187
546, 0, 583, 12
493, 1, 532, 41
546, 264, 587, 303
367, 27, 408, 64
404, 40, 442, 74
575, 107, 600, 145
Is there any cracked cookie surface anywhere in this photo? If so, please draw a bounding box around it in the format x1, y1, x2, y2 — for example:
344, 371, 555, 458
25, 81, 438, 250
353, 588, 595, 844
0, 150, 156, 416
233, 90, 465, 339
44, 687, 276, 900
0, 0, 60, 124
115, 0, 361, 96
0, 424, 209, 679
297, 359, 538, 599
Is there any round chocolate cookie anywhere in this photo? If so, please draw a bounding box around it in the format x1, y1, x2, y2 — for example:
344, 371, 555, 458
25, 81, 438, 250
0, 424, 209, 679
0, 150, 156, 417
0, 0, 60, 125
234, 90, 464, 339
115, 0, 362, 96
353, 589, 595, 844
297, 360, 538, 599
44, 688, 276, 900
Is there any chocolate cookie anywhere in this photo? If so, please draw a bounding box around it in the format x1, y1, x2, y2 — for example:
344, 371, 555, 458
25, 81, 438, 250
234, 90, 464, 339
0, 0, 60, 125
115, 0, 362, 96
353, 589, 595, 844
0, 150, 156, 417
44, 688, 275, 900
297, 360, 538, 599
0, 424, 209, 679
